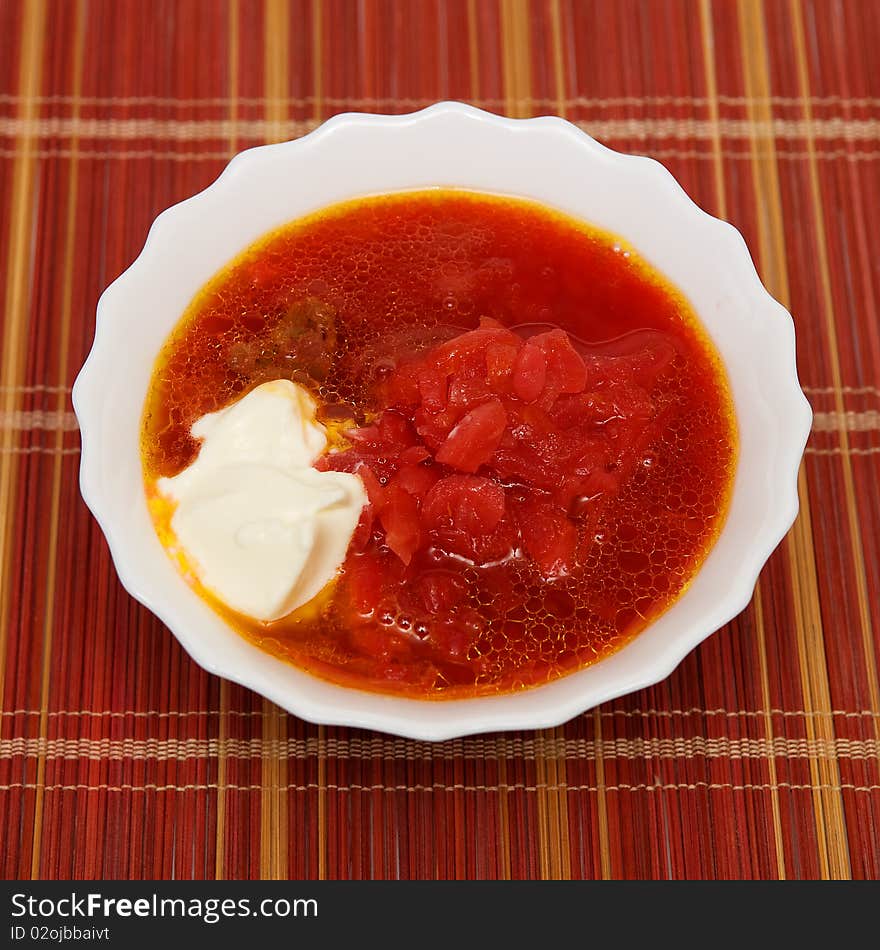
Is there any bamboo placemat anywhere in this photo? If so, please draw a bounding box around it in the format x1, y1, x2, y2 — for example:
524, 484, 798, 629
1, 0, 878, 880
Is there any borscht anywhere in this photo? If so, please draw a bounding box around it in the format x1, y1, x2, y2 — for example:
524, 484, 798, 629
141, 190, 737, 698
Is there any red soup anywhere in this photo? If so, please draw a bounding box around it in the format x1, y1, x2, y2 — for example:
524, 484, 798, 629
142, 190, 737, 698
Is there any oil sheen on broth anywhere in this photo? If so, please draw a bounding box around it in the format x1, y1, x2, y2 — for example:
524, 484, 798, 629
141, 190, 737, 699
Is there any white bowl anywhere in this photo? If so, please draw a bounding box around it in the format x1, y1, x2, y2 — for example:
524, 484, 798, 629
73, 102, 812, 740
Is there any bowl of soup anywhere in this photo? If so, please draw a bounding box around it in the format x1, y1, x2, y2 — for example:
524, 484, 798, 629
73, 102, 811, 739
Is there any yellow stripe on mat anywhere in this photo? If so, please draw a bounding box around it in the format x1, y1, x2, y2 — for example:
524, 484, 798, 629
502, 0, 571, 881
259, 0, 291, 883
789, 0, 880, 760
0, 0, 46, 716
699, 0, 787, 882
214, 0, 242, 883
737, 0, 851, 880
311, 0, 328, 883
29, 0, 86, 881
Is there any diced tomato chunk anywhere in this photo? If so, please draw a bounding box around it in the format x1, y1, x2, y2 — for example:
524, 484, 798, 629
531, 329, 588, 394
349, 506, 374, 552
378, 409, 417, 449
344, 551, 386, 614
435, 400, 507, 472
418, 370, 448, 412
432, 515, 518, 564
485, 342, 519, 385
550, 392, 600, 428
418, 571, 467, 613
414, 405, 462, 450
399, 444, 431, 465
513, 493, 578, 579
447, 372, 493, 413
512, 343, 547, 403
422, 475, 505, 536
429, 317, 519, 369
346, 423, 382, 447
391, 463, 440, 499
381, 358, 422, 407
347, 411, 412, 452
378, 484, 422, 565
353, 462, 385, 508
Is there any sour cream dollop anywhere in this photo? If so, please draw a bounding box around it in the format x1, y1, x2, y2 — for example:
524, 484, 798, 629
157, 379, 366, 622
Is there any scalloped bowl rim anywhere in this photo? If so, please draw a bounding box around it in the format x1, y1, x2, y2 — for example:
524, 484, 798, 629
72, 102, 812, 740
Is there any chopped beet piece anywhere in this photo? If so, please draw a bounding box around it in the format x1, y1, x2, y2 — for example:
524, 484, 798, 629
430, 316, 520, 370
531, 328, 588, 394
418, 571, 468, 613
349, 506, 375, 552
485, 342, 519, 386
414, 404, 462, 450
346, 423, 383, 447
447, 372, 494, 413
432, 516, 519, 565
512, 343, 547, 403
391, 463, 440, 499
353, 462, 385, 508
399, 444, 431, 465
514, 493, 578, 579
422, 475, 505, 536
344, 551, 386, 614
435, 400, 508, 472
378, 409, 417, 448
418, 369, 448, 411
378, 485, 422, 565
381, 358, 422, 408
